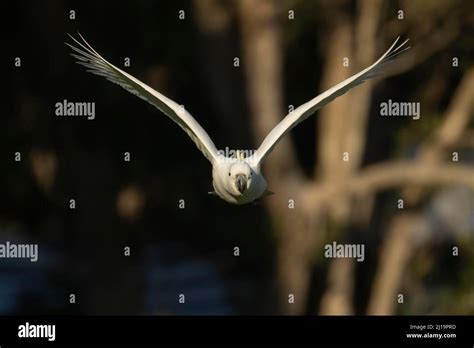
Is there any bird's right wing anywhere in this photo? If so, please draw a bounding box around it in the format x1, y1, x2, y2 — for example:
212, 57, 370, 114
252, 37, 410, 166
66, 33, 219, 164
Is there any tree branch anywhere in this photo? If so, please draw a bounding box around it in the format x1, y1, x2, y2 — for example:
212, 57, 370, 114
366, 213, 422, 314
238, 0, 301, 178
385, 4, 462, 77
418, 68, 474, 163
302, 161, 474, 211
366, 68, 474, 315
319, 258, 355, 315
317, 0, 382, 315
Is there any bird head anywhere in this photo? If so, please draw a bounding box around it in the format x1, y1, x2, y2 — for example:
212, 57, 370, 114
228, 161, 253, 195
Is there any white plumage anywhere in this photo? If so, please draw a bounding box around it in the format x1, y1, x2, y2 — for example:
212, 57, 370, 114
67, 34, 409, 205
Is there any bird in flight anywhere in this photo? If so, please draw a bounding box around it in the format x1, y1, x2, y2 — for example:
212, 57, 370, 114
67, 34, 409, 205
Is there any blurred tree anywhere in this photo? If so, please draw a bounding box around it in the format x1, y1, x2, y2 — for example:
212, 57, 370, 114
236, 0, 474, 314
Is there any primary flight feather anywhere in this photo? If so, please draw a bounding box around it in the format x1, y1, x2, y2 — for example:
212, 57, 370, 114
67, 34, 409, 205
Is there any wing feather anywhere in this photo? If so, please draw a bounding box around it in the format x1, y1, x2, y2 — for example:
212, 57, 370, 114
66, 33, 219, 164
253, 37, 410, 165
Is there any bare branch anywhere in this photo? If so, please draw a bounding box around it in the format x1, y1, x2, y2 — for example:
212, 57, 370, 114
238, 0, 310, 315
403, 68, 474, 202
302, 161, 474, 210
385, 4, 463, 76
238, 0, 301, 177
419, 68, 474, 162
366, 213, 422, 315
367, 69, 474, 315
317, 0, 382, 315
319, 258, 355, 315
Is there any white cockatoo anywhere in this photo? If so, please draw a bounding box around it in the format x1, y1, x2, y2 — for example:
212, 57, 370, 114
67, 34, 409, 205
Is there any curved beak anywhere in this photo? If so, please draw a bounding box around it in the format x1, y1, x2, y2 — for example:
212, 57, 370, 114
236, 174, 247, 194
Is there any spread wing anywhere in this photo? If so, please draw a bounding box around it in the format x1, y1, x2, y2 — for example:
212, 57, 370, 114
66, 33, 219, 164
253, 37, 410, 166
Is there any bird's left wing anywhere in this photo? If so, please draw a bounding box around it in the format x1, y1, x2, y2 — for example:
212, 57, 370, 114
252, 37, 410, 166
66, 33, 219, 164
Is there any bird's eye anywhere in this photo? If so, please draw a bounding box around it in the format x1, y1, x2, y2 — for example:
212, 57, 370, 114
228, 172, 231, 176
